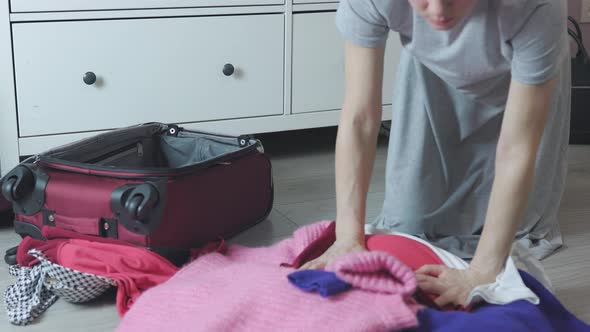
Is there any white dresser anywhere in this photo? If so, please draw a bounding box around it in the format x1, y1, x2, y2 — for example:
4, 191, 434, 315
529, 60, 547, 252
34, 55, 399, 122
0, 0, 401, 175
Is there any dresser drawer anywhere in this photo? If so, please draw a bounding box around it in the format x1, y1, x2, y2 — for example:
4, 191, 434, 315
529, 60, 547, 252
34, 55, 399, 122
293, 0, 336, 3
10, 0, 284, 13
292, 12, 400, 114
13, 15, 284, 137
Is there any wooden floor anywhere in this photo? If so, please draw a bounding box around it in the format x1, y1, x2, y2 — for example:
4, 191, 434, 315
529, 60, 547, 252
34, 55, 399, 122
0, 127, 588, 330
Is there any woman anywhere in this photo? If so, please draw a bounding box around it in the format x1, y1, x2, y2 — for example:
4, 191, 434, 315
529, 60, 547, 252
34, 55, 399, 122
302, 0, 570, 307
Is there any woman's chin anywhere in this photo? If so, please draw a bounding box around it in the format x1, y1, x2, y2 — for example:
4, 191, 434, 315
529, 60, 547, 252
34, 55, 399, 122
429, 18, 456, 30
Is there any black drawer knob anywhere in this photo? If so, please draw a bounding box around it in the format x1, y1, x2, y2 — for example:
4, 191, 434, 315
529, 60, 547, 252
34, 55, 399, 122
83, 71, 97, 85
223, 63, 235, 76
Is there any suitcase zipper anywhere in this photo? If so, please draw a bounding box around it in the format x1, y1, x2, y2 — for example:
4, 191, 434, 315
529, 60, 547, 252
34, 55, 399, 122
177, 126, 262, 150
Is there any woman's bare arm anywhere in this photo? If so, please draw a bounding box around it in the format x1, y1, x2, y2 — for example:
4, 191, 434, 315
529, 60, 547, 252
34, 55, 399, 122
300, 41, 386, 269
471, 77, 556, 274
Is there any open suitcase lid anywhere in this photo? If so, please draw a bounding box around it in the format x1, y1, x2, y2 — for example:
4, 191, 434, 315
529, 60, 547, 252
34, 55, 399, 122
31, 122, 264, 177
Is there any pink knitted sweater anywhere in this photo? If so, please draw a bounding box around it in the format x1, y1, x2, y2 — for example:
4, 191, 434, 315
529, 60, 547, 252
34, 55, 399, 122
116, 221, 421, 332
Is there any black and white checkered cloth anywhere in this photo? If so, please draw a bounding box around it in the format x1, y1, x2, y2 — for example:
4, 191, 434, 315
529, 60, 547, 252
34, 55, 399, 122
4, 249, 116, 326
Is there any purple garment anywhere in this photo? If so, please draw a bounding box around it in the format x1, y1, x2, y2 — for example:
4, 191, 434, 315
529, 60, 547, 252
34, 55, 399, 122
287, 270, 351, 297
405, 271, 590, 332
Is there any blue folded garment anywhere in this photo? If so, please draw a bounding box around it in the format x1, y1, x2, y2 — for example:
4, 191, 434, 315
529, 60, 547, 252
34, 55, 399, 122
287, 270, 352, 297
405, 270, 590, 332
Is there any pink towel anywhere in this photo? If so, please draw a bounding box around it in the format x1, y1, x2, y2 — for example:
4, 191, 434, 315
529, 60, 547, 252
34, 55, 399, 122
116, 221, 421, 332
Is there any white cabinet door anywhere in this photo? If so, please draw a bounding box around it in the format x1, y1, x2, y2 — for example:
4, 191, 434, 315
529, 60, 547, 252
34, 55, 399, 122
13, 15, 284, 137
293, 0, 336, 3
291, 12, 401, 114
293, 0, 338, 4
10, 0, 284, 13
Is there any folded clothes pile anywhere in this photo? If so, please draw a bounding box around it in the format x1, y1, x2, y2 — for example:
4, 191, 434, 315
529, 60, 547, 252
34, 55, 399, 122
407, 271, 590, 332
3, 227, 184, 325
5, 249, 116, 325
5, 220, 589, 332
116, 220, 573, 332
363, 224, 541, 307
116, 221, 423, 332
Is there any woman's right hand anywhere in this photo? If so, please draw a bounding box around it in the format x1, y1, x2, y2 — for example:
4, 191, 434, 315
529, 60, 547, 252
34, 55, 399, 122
299, 238, 366, 270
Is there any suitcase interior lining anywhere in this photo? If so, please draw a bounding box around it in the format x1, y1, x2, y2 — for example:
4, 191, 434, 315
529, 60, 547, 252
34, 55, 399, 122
50, 130, 242, 169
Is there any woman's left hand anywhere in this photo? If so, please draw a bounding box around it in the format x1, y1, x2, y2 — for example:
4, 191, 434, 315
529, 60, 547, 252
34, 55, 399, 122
415, 264, 498, 308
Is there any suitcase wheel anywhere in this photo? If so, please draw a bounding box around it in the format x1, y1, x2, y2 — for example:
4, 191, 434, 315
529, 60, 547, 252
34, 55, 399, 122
2, 166, 35, 203
4, 246, 18, 266
124, 184, 159, 221
112, 182, 164, 235
1, 164, 47, 216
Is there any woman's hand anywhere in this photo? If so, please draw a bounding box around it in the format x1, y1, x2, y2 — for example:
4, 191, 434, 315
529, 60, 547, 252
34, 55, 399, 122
299, 238, 366, 270
415, 264, 498, 307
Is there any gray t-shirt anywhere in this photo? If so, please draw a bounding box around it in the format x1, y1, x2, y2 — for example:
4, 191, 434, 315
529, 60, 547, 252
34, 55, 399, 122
336, 0, 568, 107
336, 0, 571, 261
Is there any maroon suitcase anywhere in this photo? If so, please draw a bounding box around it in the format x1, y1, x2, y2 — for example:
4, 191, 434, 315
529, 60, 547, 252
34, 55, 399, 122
1, 123, 273, 265
0, 194, 10, 213
0, 194, 12, 226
